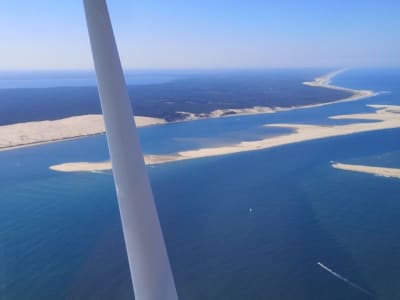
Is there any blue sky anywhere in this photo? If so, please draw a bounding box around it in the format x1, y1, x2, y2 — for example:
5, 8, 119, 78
0, 0, 399, 70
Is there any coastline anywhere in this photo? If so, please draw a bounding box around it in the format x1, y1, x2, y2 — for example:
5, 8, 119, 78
0, 69, 377, 153
50, 104, 400, 172
175, 69, 376, 122
332, 162, 400, 179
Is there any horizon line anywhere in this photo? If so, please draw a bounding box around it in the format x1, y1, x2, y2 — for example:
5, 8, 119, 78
1, 66, 400, 73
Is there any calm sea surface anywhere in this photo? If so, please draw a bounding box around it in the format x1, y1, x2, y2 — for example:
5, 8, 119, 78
0, 69, 399, 299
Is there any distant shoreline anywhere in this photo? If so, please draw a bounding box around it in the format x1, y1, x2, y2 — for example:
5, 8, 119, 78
0, 69, 376, 152
175, 69, 377, 121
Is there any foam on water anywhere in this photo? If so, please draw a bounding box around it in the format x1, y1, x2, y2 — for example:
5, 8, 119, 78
317, 262, 375, 298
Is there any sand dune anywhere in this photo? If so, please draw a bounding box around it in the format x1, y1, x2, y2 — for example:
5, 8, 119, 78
332, 162, 400, 179
0, 115, 165, 151
50, 104, 400, 172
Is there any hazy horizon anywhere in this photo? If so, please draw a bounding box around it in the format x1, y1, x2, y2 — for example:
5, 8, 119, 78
1, 1, 399, 70
1, 66, 400, 73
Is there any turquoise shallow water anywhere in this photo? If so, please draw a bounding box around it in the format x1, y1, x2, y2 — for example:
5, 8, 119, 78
0, 69, 399, 299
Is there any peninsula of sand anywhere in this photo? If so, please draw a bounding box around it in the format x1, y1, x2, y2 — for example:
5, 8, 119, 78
50, 104, 400, 172
1, 69, 375, 152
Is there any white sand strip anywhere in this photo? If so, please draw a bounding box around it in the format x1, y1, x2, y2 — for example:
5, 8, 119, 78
50, 105, 400, 172
49, 154, 178, 172
332, 163, 400, 179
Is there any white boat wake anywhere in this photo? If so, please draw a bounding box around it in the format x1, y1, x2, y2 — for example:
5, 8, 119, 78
317, 262, 375, 298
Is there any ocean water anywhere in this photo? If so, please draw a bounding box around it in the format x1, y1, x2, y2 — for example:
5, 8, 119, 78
0, 69, 399, 299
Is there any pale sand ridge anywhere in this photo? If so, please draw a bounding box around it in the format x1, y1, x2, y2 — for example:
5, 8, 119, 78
332, 162, 400, 179
50, 104, 400, 172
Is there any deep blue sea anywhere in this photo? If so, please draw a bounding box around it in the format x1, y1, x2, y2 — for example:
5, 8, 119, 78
0, 69, 399, 299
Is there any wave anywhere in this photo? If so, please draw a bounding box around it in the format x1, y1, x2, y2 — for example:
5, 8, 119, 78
317, 262, 375, 298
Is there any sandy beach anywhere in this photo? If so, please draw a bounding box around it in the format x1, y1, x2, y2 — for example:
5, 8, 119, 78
332, 162, 400, 179
50, 104, 400, 172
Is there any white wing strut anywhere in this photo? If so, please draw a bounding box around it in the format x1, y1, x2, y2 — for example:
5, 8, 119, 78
82, 1, 178, 299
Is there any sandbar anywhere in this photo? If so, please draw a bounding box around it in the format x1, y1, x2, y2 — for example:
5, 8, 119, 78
332, 162, 400, 179
49, 154, 178, 172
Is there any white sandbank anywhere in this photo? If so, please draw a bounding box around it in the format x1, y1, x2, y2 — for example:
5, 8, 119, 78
49, 154, 178, 172
50, 104, 400, 172
0, 115, 165, 151
332, 162, 400, 179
